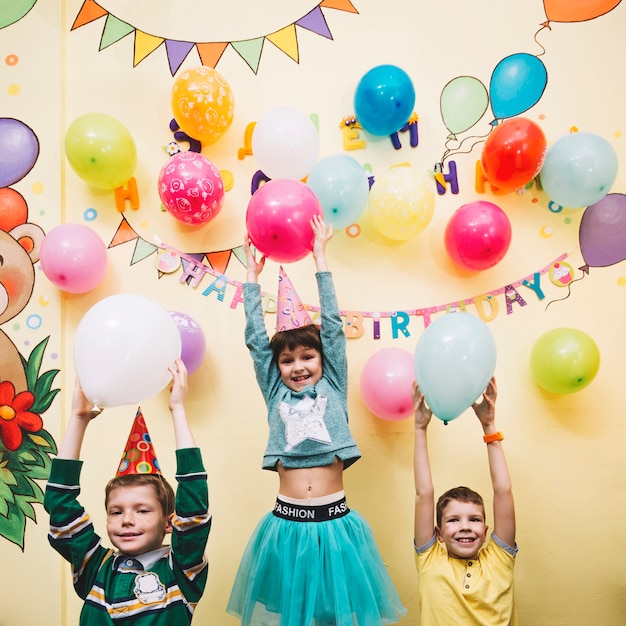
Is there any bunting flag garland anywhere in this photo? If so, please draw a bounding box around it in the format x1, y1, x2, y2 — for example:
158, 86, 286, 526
109, 216, 576, 341
71, 0, 359, 75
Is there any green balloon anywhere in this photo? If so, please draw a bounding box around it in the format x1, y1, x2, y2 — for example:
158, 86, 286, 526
0, 0, 36, 29
530, 328, 600, 395
65, 113, 137, 190
440, 76, 489, 137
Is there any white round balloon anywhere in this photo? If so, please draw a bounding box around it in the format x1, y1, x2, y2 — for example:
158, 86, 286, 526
252, 106, 319, 180
74, 294, 181, 408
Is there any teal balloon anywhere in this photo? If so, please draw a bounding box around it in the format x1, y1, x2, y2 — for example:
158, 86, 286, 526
490, 53, 547, 120
538, 132, 617, 209
306, 155, 370, 229
440, 76, 489, 137
414, 313, 496, 423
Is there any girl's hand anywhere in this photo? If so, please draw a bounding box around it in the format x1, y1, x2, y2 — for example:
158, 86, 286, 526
244, 234, 266, 282
311, 215, 333, 269
412, 381, 432, 430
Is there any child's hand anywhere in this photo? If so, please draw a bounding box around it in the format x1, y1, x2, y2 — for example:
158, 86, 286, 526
168, 358, 188, 412
412, 381, 432, 430
472, 376, 497, 428
311, 215, 333, 270
72, 379, 102, 422
244, 234, 266, 282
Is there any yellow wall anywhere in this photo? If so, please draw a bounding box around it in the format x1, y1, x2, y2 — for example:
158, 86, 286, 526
1, 1, 626, 624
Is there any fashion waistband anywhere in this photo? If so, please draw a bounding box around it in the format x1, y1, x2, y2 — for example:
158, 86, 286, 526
273, 494, 350, 522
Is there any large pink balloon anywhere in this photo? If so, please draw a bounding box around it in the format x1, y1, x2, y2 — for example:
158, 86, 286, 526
246, 179, 322, 263
444, 201, 512, 271
360, 348, 414, 421
40, 223, 107, 293
158, 151, 224, 225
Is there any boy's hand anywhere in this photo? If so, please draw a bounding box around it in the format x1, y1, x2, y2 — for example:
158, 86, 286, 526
244, 235, 266, 282
168, 358, 188, 412
72, 379, 102, 422
412, 381, 432, 430
472, 376, 497, 429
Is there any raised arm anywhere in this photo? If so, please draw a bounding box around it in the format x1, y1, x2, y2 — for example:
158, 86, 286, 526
56, 379, 101, 460
168, 358, 196, 449
244, 235, 266, 284
412, 382, 436, 547
471, 376, 515, 547
311, 214, 333, 272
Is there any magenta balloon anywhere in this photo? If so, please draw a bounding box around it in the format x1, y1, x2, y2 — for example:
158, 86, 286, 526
40, 223, 107, 293
360, 348, 414, 421
246, 179, 322, 263
580, 193, 626, 268
169, 311, 207, 374
444, 201, 512, 271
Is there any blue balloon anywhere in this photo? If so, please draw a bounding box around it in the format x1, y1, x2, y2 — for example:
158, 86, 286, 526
490, 53, 547, 120
354, 65, 415, 136
0, 118, 39, 187
539, 132, 618, 208
414, 313, 496, 423
306, 155, 370, 229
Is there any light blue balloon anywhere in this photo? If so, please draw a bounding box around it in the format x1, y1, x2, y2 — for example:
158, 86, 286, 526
414, 312, 497, 423
490, 53, 547, 120
539, 132, 618, 209
306, 154, 370, 229
354, 64, 415, 136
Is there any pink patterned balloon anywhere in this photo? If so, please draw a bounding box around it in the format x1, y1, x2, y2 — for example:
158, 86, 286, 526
158, 151, 224, 225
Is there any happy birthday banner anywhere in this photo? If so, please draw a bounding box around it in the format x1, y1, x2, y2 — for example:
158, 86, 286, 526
110, 216, 574, 340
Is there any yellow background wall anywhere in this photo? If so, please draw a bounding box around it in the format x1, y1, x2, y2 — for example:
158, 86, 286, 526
1, 1, 625, 624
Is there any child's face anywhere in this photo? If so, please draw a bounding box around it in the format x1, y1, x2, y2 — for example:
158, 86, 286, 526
278, 345, 323, 392
106, 484, 172, 556
436, 499, 488, 559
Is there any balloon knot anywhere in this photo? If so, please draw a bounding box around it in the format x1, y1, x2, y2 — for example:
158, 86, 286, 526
443, 420, 449, 426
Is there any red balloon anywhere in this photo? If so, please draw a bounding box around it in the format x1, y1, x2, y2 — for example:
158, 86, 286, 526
246, 179, 322, 263
481, 117, 547, 190
444, 201, 512, 271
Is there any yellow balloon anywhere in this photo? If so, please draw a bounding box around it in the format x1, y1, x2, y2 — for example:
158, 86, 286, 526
368, 165, 435, 241
65, 113, 137, 190
530, 327, 600, 395
171, 66, 235, 145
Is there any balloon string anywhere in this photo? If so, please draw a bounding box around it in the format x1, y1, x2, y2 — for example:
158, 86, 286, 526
544, 272, 586, 311
442, 134, 489, 163
533, 26, 548, 58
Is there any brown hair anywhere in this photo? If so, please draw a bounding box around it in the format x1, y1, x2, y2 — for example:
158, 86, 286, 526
436, 486, 485, 527
105, 474, 175, 517
270, 324, 322, 362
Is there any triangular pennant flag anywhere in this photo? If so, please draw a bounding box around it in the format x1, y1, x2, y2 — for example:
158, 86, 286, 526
131, 238, 159, 265
100, 14, 134, 50
231, 38, 264, 73
165, 40, 196, 75
276, 266, 312, 331
231, 245, 247, 267
197, 42, 228, 68
71, 0, 108, 30
133, 30, 164, 66
297, 6, 332, 39
116, 408, 161, 476
109, 217, 138, 248
266, 24, 299, 63
320, 0, 359, 13
206, 250, 232, 275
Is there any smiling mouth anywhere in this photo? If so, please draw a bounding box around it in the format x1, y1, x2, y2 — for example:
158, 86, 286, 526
292, 375, 309, 383
455, 538, 476, 543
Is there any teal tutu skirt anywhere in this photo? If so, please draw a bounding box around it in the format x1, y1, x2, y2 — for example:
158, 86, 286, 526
226, 508, 406, 626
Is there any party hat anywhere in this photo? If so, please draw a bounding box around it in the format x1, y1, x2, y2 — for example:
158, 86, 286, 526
116, 408, 162, 476
276, 266, 313, 332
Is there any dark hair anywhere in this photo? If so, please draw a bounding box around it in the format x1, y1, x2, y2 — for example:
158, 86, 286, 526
270, 324, 322, 362
105, 474, 175, 517
436, 486, 485, 527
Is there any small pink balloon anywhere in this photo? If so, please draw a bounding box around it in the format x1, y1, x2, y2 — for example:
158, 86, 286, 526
158, 151, 224, 225
169, 310, 207, 374
246, 179, 322, 263
40, 223, 107, 294
360, 348, 414, 421
444, 201, 512, 271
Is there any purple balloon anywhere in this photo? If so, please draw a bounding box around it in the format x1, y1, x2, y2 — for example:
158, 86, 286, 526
580, 193, 626, 268
0, 118, 39, 186
169, 311, 207, 374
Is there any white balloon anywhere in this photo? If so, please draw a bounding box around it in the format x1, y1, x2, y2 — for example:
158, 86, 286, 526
252, 106, 319, 180
74, 294, 181, 408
